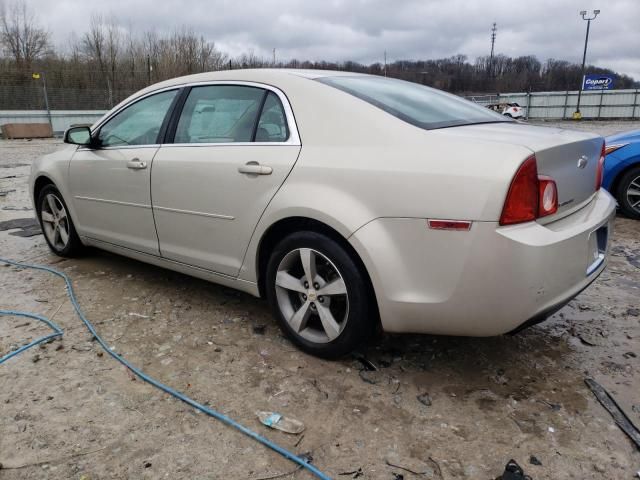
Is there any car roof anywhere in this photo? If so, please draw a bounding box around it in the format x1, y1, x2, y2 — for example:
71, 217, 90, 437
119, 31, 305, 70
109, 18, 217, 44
111, 68, 370, 111
152, 68, 368, 88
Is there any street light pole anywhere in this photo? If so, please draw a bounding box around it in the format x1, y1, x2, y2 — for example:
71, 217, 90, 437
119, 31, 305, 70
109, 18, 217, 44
574, 9, 600, 119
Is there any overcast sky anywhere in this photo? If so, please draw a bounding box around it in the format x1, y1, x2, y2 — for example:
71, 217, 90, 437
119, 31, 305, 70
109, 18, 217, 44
26, 0, 640, 80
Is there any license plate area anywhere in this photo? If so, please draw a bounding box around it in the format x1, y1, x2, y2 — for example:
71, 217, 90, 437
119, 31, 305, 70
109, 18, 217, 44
586, 224, 608, 276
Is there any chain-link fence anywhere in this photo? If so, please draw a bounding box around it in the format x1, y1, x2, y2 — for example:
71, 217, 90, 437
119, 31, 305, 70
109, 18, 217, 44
0, 69, 153, 110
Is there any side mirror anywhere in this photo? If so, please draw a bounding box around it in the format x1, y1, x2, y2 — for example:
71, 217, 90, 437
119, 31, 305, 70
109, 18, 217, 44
64, 126, 92, 146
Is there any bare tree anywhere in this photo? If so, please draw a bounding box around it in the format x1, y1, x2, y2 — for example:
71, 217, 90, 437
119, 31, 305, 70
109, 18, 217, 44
82, 14, 122, 103
82, 14, 106, 73
0, 0, 50, 70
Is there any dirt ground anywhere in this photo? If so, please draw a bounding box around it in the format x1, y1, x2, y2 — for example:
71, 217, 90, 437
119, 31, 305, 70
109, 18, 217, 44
1, 120, 639, 480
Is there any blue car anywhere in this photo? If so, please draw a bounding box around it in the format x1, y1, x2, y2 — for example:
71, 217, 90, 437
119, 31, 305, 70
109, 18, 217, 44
604, 129, 640, 219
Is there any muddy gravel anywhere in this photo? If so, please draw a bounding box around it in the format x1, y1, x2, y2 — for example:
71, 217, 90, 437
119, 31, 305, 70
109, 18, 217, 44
1, 122, 639, 480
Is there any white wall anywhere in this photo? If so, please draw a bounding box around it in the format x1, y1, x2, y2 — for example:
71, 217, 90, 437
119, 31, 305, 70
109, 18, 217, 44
467, 89, 640, 119
0, 110, 106, 135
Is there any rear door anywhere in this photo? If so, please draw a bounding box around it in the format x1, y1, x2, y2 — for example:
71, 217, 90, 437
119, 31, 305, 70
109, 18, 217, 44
69, 89, 179, 254
151, 83, 301, 276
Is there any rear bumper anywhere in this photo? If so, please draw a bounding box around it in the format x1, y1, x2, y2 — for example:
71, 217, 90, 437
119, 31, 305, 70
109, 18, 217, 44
349, 189, 617, 336
507, 272, 598, 334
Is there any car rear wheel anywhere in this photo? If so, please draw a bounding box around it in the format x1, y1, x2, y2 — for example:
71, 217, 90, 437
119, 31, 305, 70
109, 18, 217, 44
265, 231, 374, 358
616, 166, 640, 220
36, 184, 83, 257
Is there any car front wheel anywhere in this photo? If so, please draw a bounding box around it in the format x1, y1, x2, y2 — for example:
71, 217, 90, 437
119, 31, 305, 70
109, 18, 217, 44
265, 231, 374, 358
617, 166, 640, 220
36, 184, 83, 257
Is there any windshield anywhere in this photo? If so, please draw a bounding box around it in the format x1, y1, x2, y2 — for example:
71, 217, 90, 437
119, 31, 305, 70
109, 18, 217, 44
317, 75, 511, 130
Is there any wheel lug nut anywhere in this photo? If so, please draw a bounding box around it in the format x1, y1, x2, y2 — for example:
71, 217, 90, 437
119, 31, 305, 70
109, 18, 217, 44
304, 282, 309, 288
319, 297, 324, 303
302, 294, 307, 300
313, 283, 319, 289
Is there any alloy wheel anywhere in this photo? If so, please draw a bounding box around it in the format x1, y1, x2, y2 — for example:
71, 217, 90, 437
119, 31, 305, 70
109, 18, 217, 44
41, 193, 70, 250
274, 248, 349, 343
626, 174, 640, 214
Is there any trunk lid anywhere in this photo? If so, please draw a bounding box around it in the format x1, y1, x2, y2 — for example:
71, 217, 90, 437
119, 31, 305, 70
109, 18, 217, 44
439, 122, 603, 219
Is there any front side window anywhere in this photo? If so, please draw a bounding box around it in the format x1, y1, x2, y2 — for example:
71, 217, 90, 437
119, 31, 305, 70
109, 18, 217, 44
98, 90, 177, 147
317, 76, 510, 130
174, 85, 265, 143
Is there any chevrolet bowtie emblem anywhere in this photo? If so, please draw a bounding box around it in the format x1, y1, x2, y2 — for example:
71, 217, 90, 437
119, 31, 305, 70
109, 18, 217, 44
577, 155, 589, 169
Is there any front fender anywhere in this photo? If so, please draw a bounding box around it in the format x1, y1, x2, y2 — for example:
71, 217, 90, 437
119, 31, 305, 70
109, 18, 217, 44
603, 151, 640, 192
29, 144, 81, 231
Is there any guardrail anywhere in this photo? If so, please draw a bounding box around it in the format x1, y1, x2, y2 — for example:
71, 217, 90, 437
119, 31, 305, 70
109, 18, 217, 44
466, 89, 640, 120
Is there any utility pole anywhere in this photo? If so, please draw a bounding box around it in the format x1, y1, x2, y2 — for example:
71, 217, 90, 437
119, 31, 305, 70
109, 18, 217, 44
273, 48, 276, 66
146, 54, 151, 85
383, 50, 387, 77
574, 9, 600, 119
489, 22, 497, 77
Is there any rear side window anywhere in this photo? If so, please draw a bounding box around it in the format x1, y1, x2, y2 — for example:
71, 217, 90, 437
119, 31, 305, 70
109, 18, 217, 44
175, 85, 265, 143
317, 76, 509, 130
255, 92, 289, 142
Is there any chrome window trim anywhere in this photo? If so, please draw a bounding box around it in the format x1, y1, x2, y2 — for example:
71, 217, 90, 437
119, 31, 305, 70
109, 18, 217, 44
78, 144, 160, 152
162, 142, 300, 148
90, 81, 301, 148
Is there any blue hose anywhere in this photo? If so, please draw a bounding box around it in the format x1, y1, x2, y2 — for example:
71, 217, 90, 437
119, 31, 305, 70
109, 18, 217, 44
0, 257, 332, 480
0, 310, 63, 365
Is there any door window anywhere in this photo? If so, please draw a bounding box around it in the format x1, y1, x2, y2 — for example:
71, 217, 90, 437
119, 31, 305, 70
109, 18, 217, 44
97, 90, 177, 147
255, 92, 289, 142
174, 85, 265, 143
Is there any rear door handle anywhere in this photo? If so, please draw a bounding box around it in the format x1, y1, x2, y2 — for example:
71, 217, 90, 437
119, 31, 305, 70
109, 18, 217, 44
238, 161, 272, 175
127, 158, 147, 170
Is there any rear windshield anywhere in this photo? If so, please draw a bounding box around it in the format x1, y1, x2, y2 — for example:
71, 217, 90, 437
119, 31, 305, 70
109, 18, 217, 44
317, 75, 511, 130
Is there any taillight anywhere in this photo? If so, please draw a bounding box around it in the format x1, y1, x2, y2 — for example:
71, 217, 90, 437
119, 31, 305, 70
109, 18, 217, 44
500, 156, 538, 225
595, 142, 605, 191
500, 155, 559, 225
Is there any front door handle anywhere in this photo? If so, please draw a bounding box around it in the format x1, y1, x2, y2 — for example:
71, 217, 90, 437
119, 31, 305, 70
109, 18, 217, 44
238, 161, 272, 175
127, 158, 147, 170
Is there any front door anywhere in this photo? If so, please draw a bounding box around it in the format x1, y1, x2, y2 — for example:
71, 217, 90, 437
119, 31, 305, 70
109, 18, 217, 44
69, 89, 178, 254
151, 84, 301, 276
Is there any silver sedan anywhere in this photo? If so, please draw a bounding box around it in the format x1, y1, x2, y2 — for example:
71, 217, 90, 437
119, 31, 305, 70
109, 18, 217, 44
30, 69, 616, 357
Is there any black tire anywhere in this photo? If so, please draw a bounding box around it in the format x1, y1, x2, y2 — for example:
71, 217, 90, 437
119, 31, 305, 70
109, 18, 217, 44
503, 113, 513, 118
36, 184, 84, 257
265, 231, 374, 359
616, 166, 640, 220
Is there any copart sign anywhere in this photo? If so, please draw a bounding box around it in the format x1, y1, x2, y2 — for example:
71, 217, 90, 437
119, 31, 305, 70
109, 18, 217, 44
583, 74, 615, 90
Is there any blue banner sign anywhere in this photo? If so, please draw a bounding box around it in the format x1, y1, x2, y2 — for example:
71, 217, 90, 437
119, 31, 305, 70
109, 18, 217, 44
583, 74, 615, 90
